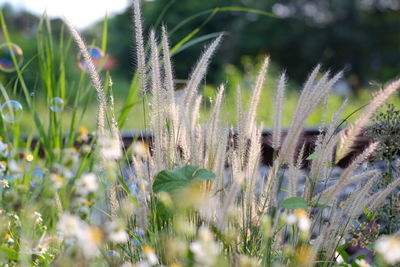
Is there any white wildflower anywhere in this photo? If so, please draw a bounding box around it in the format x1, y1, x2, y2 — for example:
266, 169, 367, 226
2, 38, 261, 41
105, 221, 128, 243
34, 245, 48, 256
56, 213, 83, 239
190, 227, 221, 266
285, 213, 297, 225
98, 136, 122, 160
77, 226, 103, 258
7, 213, 19, 220
375, 236, 400, 265
335, 252, 344, 264
0, 162, 6, 174
50, 173, 63, 189
286, 209, 311, 232
132, 141, 149, 158
143, 245, 158, 265
5, 234, 14, 243
1, 178, 9, 188
76, 173, 98, 195
355, 259, 371, 267
0, 140, 9, 157
8, 160, 21, 173
34, 211, 43, 224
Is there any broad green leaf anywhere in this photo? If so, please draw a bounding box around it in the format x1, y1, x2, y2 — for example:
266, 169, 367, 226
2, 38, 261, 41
0, 245, 18, 260
282, 197, 308, 210
153, 165, 216, 193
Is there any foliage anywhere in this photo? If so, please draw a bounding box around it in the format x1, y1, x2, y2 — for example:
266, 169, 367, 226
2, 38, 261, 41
0, 1, 399, 266
153, 165, 216, 193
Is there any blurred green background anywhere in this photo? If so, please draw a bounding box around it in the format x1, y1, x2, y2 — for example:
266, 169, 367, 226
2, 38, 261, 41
0, 0, 399, 131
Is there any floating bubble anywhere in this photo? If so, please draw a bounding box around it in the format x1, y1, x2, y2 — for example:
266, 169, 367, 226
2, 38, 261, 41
134, 229, 145, 238
49, 97, 64, 112
32, 170, 44, 180
131, 237, 142, 246
128, 178, 148, 200
0, 43, 23, 72
105, 250, 120, 259
1, 100, 23, 123
77, 46, 104, 72
31, 170, 44, 187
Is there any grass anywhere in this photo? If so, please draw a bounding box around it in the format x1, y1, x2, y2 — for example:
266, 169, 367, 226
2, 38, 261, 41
0, 1, 400, 266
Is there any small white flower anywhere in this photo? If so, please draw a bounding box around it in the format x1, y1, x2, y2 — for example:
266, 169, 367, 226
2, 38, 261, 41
109, 229, 128, 243
50, 173, 63, 189
0, 162, 6, 174
56, 213, 83, 239
5, 234, 14, 243
143, 245, 158, 265
132, 142, 149, 158
8, 160, 21, 173
76, 173, 98, 195
355, 259, 371, 267
190, 227, 221, 266
77, 226, 103, 258
34, 211, 43, 224
0, 141, 9, 157
7, 213, 19, 220
375, 236, 400, 265
105, 221, 128, 243
285, 213, 297, 225
34, 245, 48, 256
286, 209, 311, 232
335, 252, 344, 264
297, 216, 311, 232
98, 136, 122, 160
1, 179, 9, 188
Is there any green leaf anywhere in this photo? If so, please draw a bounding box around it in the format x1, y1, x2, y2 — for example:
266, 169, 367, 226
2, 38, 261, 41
282, 197, 308, 210
306, 152, 319, 160
336, 244, 350, 264
364, 208, 375, 221
0, 245, 18, 260
153, 165, 216, 193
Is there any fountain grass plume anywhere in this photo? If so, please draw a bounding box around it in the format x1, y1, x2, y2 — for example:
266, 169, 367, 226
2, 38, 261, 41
63, 18, 108, 136
336, 78, 400, 162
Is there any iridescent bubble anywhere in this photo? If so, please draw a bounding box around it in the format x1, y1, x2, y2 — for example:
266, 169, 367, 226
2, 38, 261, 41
105, 250, 120, 259
77, 46, 104, 72
134, 229, 145, 238
0, 43, 23, 72
31, 170, 44, 187
49, 97, 64, 112
128, 178, 148, 200
1, 100, 23, 123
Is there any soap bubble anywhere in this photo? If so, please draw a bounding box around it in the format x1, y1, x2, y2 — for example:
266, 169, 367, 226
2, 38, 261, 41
1, 100, 23, 123
77, 46, 104, 72
31, 170, 44, 187
0, 43, 23, 72
49, 97, 64, 112
105, 250, 120, 259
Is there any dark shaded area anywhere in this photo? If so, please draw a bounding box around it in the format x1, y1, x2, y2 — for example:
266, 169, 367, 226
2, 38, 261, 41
1, 0, 400, 93
106, 0, 400, 91
27, 129, 379, 169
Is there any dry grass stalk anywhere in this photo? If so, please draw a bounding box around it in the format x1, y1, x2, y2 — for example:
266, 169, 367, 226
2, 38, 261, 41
336, 78, 400, 162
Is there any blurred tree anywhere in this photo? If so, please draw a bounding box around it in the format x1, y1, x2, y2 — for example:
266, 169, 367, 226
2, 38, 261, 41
1, 0, 400, 94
